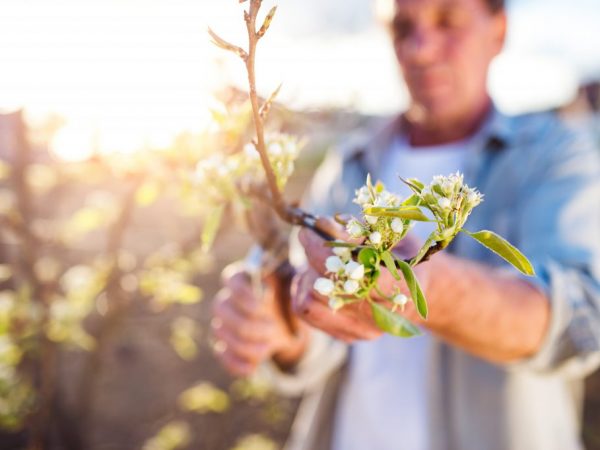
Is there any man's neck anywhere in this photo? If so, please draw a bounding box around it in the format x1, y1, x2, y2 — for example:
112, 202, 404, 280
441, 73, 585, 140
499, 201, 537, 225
405, 99, 492, 147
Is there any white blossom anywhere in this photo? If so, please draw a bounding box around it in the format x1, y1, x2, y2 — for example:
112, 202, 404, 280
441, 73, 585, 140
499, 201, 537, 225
391, 218, 404, 234
314, 278, 334, 296
325, 256, 345, 273
268, 142, 283, 157
345, 261, 365, 280
354, 186, 371, 206
369, 231, 382, 245
466, 188, 483, 206
373, 191, 398, 208
347, 220, 364, 238
365, 215, 378, 225
332, 245, 352, 260
438, 197, 452, 210
374, 196, 388, 208
284, 140, 298, 157
392, 293, 409, 307
343, 279, 359, 294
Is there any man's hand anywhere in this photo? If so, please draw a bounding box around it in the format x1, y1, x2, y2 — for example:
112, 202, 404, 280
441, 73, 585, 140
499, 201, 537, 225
211, 263, 309, 376
292, 267, 383, 342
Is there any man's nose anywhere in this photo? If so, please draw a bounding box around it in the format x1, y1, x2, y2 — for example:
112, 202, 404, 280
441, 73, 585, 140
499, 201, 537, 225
401, 26, 440, 65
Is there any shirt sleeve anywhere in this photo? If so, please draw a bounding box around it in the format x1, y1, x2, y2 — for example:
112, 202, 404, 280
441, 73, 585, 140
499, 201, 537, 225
260, 328, 349, 396
508, 125, 600, 377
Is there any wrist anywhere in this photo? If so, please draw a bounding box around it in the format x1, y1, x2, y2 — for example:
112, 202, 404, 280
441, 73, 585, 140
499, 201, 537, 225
413, 251, 457, 330
272, 325, 310, 371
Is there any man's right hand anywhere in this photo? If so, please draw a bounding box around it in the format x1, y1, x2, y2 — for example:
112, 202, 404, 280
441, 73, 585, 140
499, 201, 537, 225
211, 263, 309, 377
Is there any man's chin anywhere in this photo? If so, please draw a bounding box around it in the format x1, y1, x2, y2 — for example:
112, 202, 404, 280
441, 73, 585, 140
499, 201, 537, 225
407, 99, 460, 125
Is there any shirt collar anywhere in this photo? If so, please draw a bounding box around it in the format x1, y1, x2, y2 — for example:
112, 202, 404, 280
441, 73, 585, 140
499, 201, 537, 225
343, 104, 513, 175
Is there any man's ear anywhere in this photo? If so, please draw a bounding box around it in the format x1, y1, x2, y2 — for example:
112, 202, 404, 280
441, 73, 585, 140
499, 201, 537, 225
491, 11, 507, 57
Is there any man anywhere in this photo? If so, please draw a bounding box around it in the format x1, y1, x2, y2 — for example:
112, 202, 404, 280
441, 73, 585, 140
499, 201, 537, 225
211, 0, 600, 448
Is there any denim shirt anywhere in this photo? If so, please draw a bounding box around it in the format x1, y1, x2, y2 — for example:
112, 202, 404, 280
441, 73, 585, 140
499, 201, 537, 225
268, 107, 600, 450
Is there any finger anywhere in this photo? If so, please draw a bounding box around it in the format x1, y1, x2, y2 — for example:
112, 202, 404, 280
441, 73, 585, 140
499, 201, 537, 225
316, 216, 364, 245
221, 261, 248, 284
223, 286, 268, 320
217, 347, 257, 377
298, 228, 332, 274
224, 269, 282, 318
214, 282, 266, 320
315, 216, 351, 241
212, 325, 271, 365
213, 300, 277, 342
294, 292, 381, 341
292, 267, 329, 306
292, 271, 381, 341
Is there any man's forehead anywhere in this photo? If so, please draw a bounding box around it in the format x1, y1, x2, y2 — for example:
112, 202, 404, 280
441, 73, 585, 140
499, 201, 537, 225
393, 0, 477, 13
375, 0, 487, 27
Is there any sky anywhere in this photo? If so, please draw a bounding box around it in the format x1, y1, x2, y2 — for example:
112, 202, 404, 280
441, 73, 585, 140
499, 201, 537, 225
0, 0, 598, 159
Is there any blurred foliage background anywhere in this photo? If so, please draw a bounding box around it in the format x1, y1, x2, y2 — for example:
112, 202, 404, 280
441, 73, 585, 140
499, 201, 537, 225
0, 94, 375, 449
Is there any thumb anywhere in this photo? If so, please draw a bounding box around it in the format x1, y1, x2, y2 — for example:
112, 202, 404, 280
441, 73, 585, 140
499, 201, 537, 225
314, 216, 349, 241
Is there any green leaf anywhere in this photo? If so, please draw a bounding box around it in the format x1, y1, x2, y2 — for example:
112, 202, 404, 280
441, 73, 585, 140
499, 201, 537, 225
410, 237, 435, 266
380, 251, 400, 280
201, 205, 224, 253
400, 177, 424, 194
397, 260, 428, 319
370, 301, 421, 337
402, 194, 421, 207
462, 230, 535, 276
358, 248, 378, 270
257, 5, 277, 38
363, 206, 430, 222
432, 184, 445, 197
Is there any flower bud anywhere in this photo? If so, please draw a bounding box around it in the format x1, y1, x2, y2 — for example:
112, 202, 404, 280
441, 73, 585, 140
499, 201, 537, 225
390, 218, 404, 234
466, 189, 482, 207
345, 261, 365, 280
392, 293, 409, 307
314, 278, 334, 296
325, 256, 345, 273
438, 197, 452, 210
343, 279, 359, 294
369, 231, 382, 245
354, 186, 371, 206
346, 220, 363, 238
284, 141, 298, 157
365, 215, 378, 225
333, 245, 351, 260
268, 142, 283, 157
374, 197, 388, 208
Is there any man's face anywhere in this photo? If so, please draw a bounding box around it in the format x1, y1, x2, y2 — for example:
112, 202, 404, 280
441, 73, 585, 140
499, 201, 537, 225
392, 0, 506, 123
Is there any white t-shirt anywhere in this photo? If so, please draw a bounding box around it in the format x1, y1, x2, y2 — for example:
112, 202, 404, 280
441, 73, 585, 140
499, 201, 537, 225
332, 135, 470, 450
